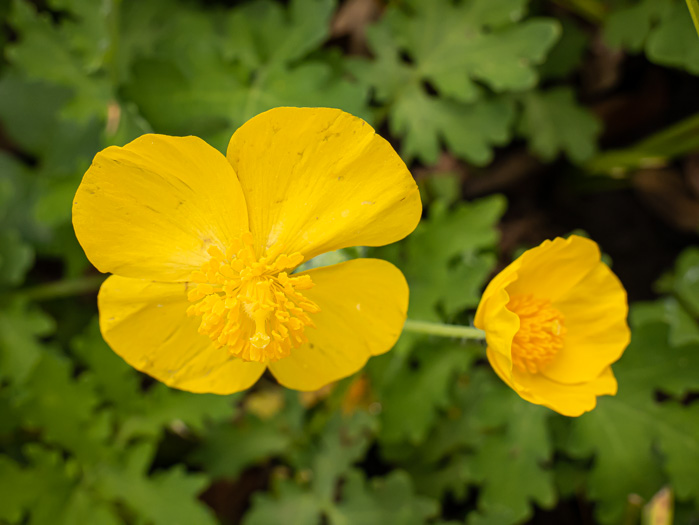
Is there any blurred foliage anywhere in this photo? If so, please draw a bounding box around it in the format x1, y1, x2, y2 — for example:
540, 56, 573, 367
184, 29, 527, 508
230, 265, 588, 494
605, 0, 699, 72
1, 0, 699, 524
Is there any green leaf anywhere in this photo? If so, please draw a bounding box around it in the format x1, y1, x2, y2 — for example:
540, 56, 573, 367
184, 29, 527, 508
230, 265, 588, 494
243, 479, 322, 525
0, 455, 35, 522
604, 0, 668, 52
392, 195, 505, 321
0, 77, 100, 172
117, 384, 237, 442
0, 300, 55, 385
128, 59, 367, 152
68, 323, 236, 448
377, 368, 497, 498
421, 173, 462, 206
70, 319, 142, 410
0, 72, 75, 156
352, 0, 559, 164
97, 442, 217, 525
0, 146, 34, 238
0, 229, 34, 287
467, 385, 555, 524
668, 247, 699, 317
16, 351, 103, 458
565, 319, 699, 524
6, 0, 115, 121
517, 87, 601, 163
377, 1, 558, 98
408, 453, 474, 502
310, 411, 378, 502
604, 0, 699, 74
223, 0, 336, 68
24, 446, 82, 524
57, 486, 122, 525
332, 470, 439, 525
538, 17, 589, 80
190, 413, 292, 479
125, 0, 367, 150
655, 403, 699, 505
632, 298, 699, 347
375, 341, 477, 445
623, 313, 699, 400
241, 411, 381, 525
0, 445, 121, 525
393, 87, 515, 166
571, 393, 664, 523
646, 2, 699, 74
34, 178, 84, 228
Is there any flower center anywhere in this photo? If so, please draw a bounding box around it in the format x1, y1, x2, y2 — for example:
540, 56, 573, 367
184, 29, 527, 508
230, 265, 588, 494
186, 232, 320, 363
507, 294, 566, 374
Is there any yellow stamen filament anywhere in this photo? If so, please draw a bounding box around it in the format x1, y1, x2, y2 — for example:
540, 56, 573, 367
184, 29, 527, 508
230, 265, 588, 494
186, 232, 320, 363
508, 294, 566, 374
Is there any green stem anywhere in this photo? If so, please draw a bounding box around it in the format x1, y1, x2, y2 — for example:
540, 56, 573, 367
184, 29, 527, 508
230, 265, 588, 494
687, 0, 699, 39
16, 275, 106, 302
403, 319, 486, 340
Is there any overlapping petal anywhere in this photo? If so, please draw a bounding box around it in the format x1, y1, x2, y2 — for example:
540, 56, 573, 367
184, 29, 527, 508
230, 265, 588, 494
226, 107, 422, 261
98, 276, 265, 394
474, 268, 520, 367
505, 236, 602, 303
268, 258, 408, 391
545, 262, 629, 383
73, 134, 249, 281
488, 348, 617, 416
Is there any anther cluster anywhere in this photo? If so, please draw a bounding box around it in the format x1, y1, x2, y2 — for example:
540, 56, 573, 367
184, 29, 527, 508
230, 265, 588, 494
187, 233, 320, 363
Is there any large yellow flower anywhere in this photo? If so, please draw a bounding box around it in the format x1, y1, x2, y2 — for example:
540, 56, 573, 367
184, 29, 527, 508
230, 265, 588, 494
72, 107, 422, 394
474, 236, 630, 416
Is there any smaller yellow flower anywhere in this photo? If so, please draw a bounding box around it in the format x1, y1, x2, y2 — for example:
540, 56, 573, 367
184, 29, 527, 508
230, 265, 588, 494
474, 236, 630, 416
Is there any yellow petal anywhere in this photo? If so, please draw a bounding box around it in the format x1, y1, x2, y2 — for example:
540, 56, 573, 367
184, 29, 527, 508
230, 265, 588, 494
544, 262, 630, 383
506, 236, 601, 303
74, 134, 249, 281
511, 365, 618, 417
226, 107, 421, 260
486, 348, 518, 391
268, 258, 408, 391
488, 349, 617, 416
98, 275, 265, 394
474, 265, 520, 373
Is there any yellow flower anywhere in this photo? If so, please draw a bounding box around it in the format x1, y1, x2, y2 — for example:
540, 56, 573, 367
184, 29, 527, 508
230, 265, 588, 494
72, 107, 422, 394
474, 235, 630, 416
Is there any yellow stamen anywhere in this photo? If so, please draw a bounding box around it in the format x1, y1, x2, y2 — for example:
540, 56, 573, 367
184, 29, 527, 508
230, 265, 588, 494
508, 294, 566, 374
186, 233, 319, 363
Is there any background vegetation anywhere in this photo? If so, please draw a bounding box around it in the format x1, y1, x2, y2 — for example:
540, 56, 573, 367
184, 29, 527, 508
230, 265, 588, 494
1, 0, 699, 523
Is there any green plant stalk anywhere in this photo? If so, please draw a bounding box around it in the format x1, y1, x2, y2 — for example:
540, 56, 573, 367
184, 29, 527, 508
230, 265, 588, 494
403, 319, 486, 340
586, 112, 699, 175
687, 0, 699, 38
16, 275, 106, 302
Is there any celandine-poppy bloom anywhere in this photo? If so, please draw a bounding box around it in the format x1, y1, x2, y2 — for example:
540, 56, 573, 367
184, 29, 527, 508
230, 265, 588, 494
73, 107, 422, 394
474, 235, 630, 416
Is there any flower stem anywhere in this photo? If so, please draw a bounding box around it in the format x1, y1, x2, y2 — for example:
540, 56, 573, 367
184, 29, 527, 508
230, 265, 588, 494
403, 319, 486, 340
16, 275, 106, 302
